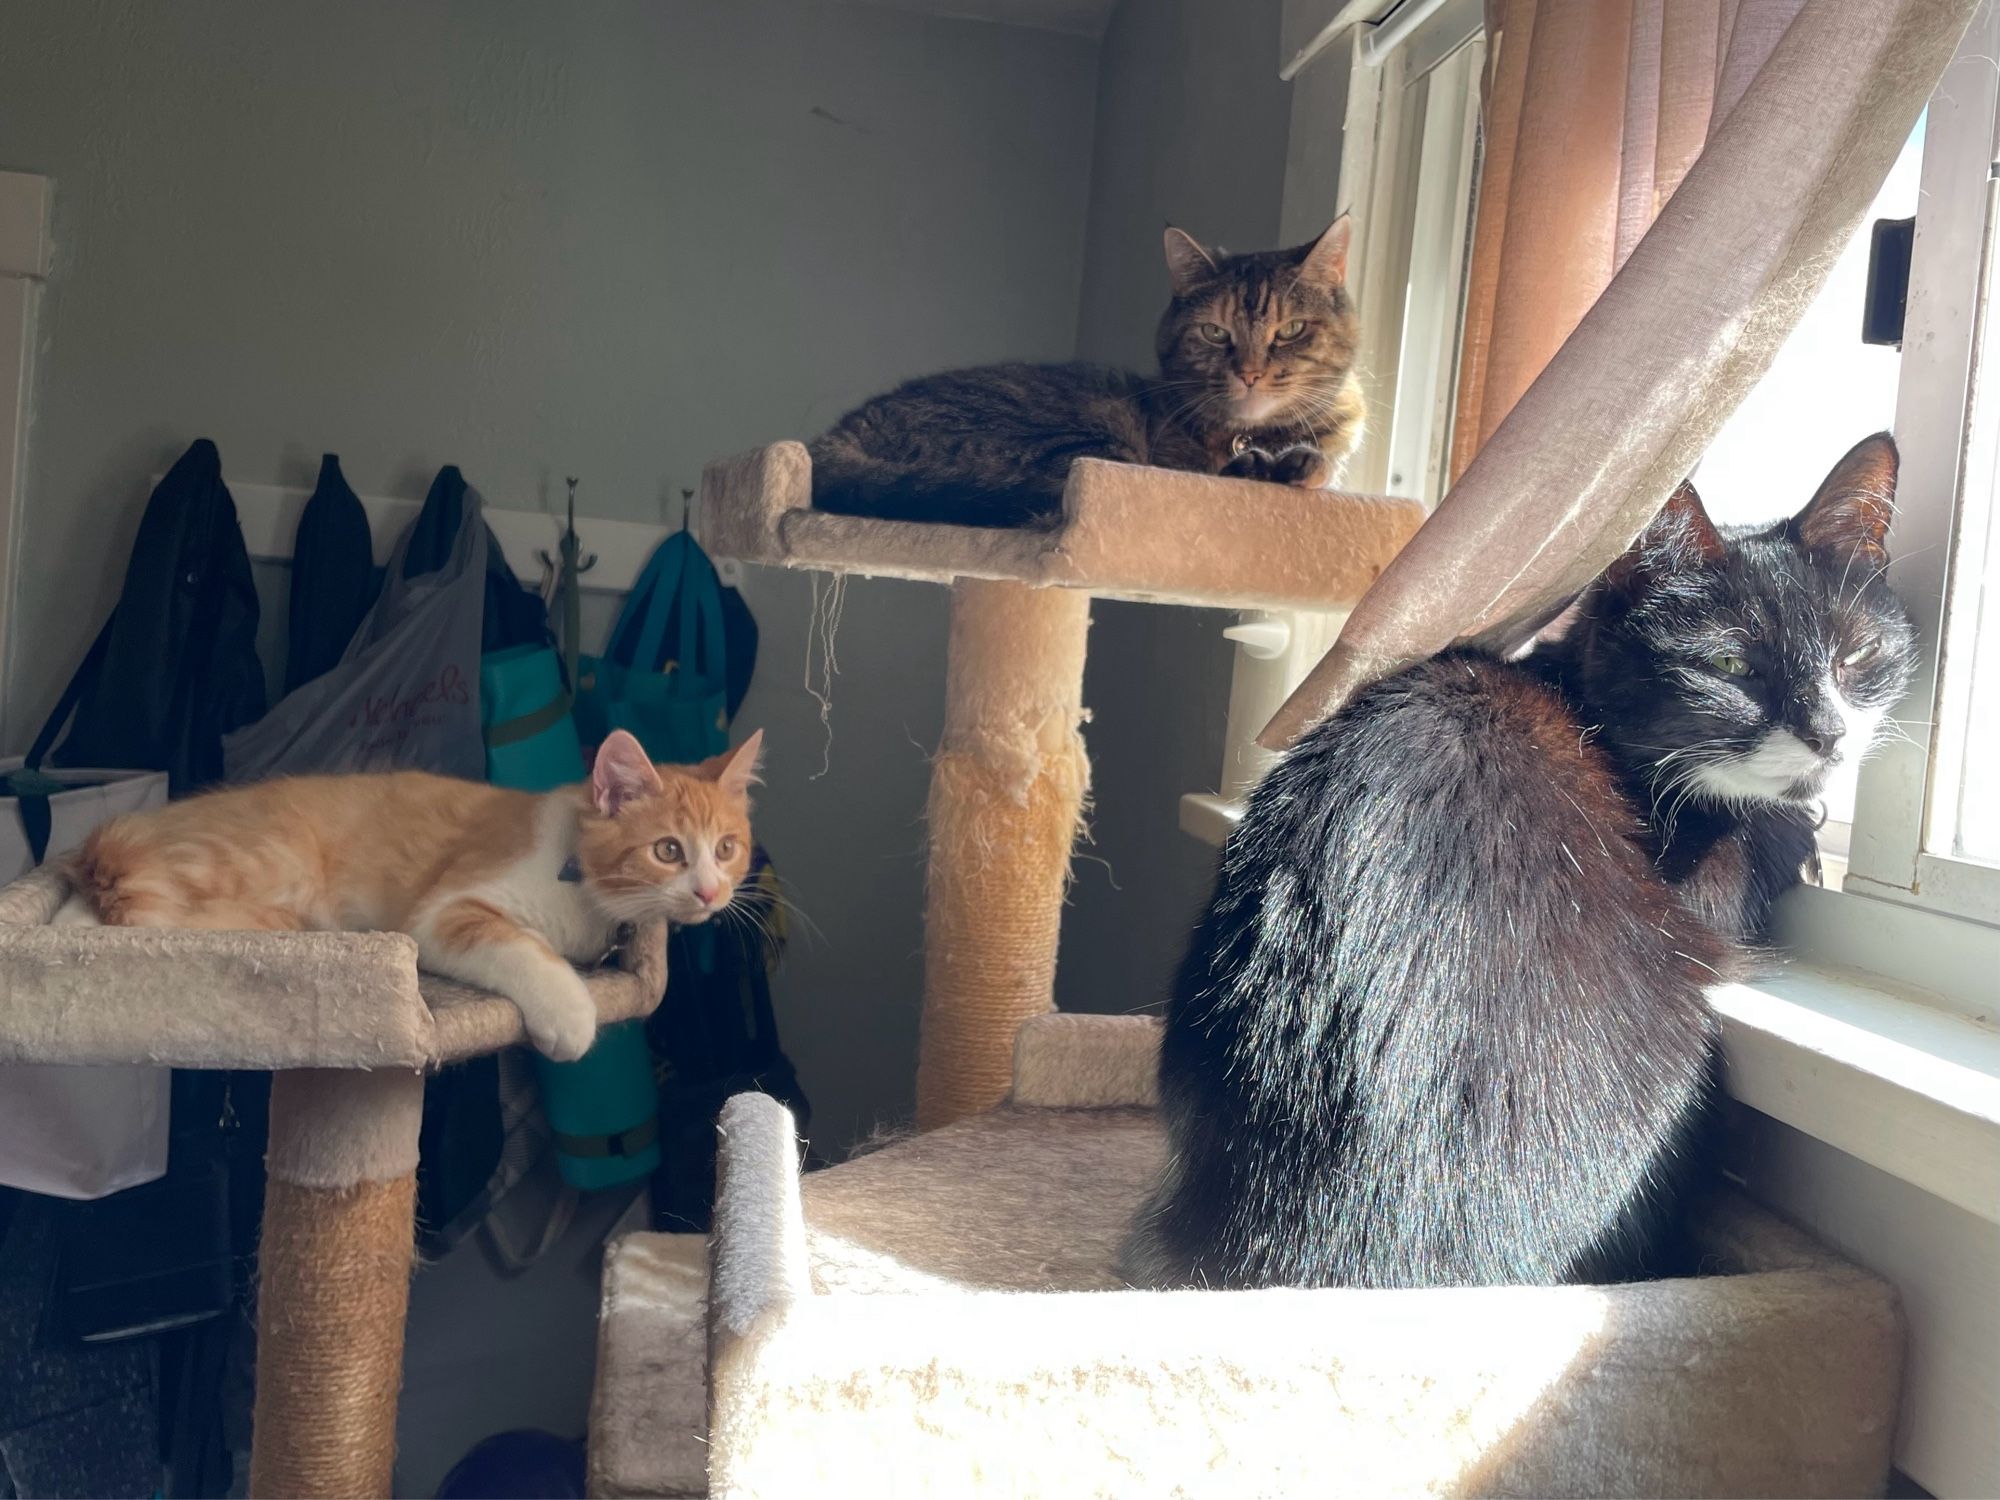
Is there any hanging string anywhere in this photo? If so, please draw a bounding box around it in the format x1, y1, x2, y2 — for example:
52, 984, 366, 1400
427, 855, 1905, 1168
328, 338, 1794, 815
803, 572, 847, 780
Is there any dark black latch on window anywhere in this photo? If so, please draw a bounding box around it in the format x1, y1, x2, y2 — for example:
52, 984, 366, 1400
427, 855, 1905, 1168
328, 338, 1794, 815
1862, 216, 1915, 348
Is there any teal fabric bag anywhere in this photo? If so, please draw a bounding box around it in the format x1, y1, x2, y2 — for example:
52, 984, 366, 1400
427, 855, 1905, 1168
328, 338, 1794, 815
533, 1019, 662, 1190
574, 532, 729, 763
481, 643, 585, 792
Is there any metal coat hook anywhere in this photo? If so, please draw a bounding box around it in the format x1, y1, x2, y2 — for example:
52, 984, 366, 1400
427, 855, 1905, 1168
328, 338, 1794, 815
538, 475, 598, 579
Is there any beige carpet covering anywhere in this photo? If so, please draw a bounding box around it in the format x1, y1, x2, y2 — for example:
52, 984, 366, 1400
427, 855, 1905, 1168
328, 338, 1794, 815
698, 442, 1424, 612
591, 1015, 1903, 1499
0, 865, 667, 1069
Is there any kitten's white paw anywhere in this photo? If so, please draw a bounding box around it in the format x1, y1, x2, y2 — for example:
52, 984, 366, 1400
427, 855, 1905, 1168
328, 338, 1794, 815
517, 968, 599, 1062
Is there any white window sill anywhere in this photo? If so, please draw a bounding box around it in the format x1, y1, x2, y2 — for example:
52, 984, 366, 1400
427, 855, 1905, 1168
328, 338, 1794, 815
1176, 792, 2000, 1222
1713, 962, 1998, 1225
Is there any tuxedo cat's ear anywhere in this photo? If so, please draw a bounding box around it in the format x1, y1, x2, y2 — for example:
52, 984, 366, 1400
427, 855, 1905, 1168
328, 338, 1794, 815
1792, 431, 1898, 563
591, 730, 662, 817
1163, 227, 1218, 295
1297, 214, 1353, 288
703, 729, 764, 800
1605, 480, 1724, 592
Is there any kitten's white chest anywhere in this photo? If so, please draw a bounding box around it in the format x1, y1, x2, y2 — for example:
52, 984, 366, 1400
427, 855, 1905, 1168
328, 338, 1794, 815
482, 802, 618, 964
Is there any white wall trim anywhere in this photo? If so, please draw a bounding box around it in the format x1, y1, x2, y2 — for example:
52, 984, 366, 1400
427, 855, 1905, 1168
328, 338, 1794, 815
215, 478, 740, 595
0, 171, 52, 748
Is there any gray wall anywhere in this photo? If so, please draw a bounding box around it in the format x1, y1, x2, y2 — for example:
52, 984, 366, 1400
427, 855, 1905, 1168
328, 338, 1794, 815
1056, 0, 1295, 1018
0, 0, 1099, 1156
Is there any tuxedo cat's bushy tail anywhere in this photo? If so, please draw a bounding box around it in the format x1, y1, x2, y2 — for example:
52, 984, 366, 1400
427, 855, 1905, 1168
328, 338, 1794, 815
1126, 654, 1726, 1290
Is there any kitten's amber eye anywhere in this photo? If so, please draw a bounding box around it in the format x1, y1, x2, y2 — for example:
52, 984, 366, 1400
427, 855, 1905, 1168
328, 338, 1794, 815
716, 836, 740, 860
1197, 323, 1231, 346
1841, 642, 1877, 668
1709, 652, 1752, 678
1275, 319, 1308, 341
653, 838, 685, 865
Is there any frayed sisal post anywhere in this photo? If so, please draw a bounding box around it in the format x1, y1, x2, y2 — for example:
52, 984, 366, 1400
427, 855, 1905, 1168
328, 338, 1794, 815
249, 1067, 423, 1499
916, 578, 1090, 1129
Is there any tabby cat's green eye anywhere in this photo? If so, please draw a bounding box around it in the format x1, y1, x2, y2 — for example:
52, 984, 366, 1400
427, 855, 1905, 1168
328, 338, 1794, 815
1197, 323, 1231, 346
1709, 652, 1752, 678
654, 837, 685, 864
1275, 319, 1308, 341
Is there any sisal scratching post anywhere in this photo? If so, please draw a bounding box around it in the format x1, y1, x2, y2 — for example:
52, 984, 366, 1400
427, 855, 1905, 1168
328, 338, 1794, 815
250, 1067, 424, 1499
916, 578, 1090, 1129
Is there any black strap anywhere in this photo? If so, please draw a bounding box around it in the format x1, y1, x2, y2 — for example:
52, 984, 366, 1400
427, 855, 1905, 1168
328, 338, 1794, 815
17, 614, 117, 865
483, 687, 574, 749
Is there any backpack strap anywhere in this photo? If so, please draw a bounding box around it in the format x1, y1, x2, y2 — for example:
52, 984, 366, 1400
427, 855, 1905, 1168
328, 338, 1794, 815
16, 615, 117, 865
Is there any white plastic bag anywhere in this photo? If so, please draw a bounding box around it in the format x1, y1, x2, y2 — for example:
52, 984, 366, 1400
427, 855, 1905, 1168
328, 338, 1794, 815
222, 474, 488, 781
0, 760, 171, 1199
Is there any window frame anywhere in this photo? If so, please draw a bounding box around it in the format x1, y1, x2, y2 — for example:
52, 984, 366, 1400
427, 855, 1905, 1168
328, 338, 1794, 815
1844, 2, 2000, 931
0, 171, 49, 748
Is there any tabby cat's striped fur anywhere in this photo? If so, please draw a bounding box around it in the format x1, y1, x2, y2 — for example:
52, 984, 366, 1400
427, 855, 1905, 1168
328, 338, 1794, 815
810, 219, 1364, 528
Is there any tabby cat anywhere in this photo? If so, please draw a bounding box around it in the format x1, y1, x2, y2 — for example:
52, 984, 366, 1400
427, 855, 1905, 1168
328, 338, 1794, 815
1126, 434, 1916, 1290
58, 731, 763, 1061
810, 218, 1364, 527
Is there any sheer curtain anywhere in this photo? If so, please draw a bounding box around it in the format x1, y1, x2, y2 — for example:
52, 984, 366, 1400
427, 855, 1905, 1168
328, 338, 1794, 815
1262, 0, 1977, 749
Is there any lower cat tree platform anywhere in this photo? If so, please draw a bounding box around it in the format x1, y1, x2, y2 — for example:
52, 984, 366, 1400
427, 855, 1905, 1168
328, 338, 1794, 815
698, 444, 1426, 1126
0, 866, 668, 1499
589, 1014, 1903, 1499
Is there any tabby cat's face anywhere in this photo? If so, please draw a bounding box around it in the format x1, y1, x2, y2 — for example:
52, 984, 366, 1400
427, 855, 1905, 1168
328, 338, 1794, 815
1156, 218, 1360, 434
1572, 434, 1917, 809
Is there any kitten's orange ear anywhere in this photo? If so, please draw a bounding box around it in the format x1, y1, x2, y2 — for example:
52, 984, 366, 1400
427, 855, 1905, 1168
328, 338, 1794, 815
1606, 480, 1723, 592
707, 729, 764, 799
1297, 214, 1352, 288
591, 731, 662, 817
1163, 227, 1217, 295
1791, 431, 1898, 563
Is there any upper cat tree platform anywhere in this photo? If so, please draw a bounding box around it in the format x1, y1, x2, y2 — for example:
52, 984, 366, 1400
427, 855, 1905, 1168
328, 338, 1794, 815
698, 443, 1426, 1136
0, 865, 666, 1497
699, 441, 1424, 609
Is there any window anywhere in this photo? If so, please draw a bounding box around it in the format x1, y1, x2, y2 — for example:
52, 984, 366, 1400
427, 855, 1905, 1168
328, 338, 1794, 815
1690, 125, 1924, 884
1184, 1, 1482, 843
1838, 18, 2000, 929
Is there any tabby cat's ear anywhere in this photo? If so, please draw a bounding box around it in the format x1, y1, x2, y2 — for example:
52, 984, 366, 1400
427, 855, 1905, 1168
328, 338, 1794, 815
591, 730, 662, 817
1791, 432, 1898, 564
705, 728, 764, 800
1606, 480, 1724, 593
1297, 214, 1352, 289
1163, 227, 1218, 295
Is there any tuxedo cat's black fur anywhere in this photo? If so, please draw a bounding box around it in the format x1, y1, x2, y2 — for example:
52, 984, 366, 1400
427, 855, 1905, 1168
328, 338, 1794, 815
1126, 435, 1916, 1290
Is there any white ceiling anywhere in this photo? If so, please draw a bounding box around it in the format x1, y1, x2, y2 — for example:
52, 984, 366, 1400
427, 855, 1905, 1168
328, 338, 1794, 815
855, 0, 1120, 40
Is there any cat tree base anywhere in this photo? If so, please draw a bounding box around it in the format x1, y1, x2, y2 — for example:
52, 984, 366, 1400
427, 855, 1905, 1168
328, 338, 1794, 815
0, 867, 667, 1498
700, 444, 1425, 1122
590, 1014, 1903, 1498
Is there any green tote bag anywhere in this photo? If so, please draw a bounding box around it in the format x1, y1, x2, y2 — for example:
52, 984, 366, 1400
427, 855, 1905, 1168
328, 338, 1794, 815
573, 532, 729, 764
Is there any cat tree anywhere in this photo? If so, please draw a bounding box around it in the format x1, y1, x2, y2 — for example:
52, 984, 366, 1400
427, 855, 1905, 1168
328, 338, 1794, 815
0, 866, 666, 1499
698, 441, 1425, 1125
579, 446, 1910, 1497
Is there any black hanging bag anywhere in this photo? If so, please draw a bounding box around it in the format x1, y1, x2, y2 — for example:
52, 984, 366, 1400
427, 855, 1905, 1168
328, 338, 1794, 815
285, 453, 377, 693
38, 438, 265, 796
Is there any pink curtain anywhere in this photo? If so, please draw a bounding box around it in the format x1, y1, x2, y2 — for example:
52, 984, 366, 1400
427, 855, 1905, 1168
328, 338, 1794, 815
1263, 0, 1976, 749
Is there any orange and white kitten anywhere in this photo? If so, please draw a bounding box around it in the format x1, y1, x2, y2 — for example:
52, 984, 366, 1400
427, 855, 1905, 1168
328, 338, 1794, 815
58, 730, 762, 1060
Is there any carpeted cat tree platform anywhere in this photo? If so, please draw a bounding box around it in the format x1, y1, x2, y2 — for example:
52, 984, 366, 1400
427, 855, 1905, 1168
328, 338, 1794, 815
0, 865, 667, 1499
590, 1013, 1903, 1499
698, 442, 1426, 1126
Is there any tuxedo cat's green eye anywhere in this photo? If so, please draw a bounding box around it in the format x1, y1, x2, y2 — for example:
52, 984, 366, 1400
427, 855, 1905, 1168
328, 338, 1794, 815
716, 836, 739, 860
1197, 323, 1231, 346
1709, 652, 1752, 678
653, 838, 685, 865
1841, 642, 1877, 668
1275, 319, 1308, 341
